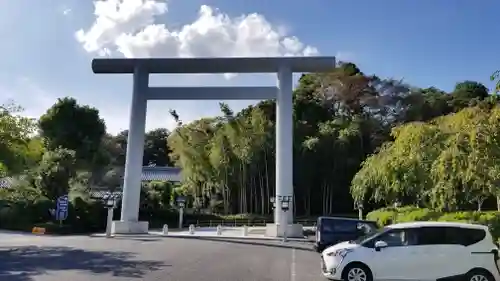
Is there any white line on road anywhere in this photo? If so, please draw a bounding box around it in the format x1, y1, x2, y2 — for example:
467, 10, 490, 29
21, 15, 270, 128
290, 248, 296, 281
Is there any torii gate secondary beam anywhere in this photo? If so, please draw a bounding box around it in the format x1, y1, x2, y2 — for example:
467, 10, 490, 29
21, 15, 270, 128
146, 87, 277, 100
92, 56, 335, 236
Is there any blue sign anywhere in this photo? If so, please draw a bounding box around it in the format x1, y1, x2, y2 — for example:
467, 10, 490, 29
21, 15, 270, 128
55, 209, 68, 220
56, 195, 69, 221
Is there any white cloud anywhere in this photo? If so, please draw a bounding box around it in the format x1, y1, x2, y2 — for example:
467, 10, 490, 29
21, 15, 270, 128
75, 0, 318, 59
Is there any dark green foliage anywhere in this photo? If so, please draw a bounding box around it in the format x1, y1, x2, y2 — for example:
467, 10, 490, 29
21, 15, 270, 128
39, 97, 106, 166
34, 148, 77, 200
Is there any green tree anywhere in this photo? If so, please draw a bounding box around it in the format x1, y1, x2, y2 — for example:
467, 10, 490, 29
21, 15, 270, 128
39, 97, 106, 166
402, 87, 452, 122
106, 129, 174, 167
353, 104, 500, 212
450, 81, 489, 111
352, 122, 445, 207
143, 128, 173, 166
0, 102, 38, 173
35, 148, 77, 200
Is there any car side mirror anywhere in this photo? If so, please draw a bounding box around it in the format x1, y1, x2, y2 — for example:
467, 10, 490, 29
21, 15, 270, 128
374, 240, 388, 252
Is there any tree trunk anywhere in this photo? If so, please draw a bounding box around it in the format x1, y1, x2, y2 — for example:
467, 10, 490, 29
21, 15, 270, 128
325, 184, 329, 215
264, 149, 270, 213
305, 187, 311, 217
259, 168, 265, 215
477, 198, 484, 212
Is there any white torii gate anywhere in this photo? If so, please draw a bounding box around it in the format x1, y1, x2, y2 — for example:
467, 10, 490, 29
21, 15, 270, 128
91, 56, 335, 237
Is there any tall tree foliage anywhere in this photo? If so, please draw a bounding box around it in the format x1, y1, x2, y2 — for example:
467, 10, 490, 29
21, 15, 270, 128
352, 104, 500, 211
34, 148, 77, 200
0, 102, 39, 173
39, 97, 106, 166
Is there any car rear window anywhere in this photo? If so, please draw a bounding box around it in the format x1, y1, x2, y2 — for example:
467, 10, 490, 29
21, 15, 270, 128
448, 227, 486, 246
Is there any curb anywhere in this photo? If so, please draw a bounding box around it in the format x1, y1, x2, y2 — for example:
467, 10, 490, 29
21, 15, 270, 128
90, 233, 312, 243
163, 235, 311, 242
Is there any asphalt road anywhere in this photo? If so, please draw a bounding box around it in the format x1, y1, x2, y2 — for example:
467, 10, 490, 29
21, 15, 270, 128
0, 232, 324, 281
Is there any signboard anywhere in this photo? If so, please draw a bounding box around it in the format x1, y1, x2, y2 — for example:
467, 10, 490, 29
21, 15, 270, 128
56, 195, 69, 221
55, 209, 68, 221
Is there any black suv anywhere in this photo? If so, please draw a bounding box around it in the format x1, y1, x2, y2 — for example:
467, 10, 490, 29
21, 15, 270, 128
314, 216, 378, 253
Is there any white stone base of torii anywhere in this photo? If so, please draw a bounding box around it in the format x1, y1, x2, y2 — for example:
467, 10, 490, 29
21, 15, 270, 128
91, 56, 335, 238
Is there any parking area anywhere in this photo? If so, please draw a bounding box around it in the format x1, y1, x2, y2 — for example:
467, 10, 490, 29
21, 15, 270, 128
0, 232, 324, 281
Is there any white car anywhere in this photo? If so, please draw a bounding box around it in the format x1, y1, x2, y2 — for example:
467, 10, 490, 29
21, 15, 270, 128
321, 221, 500, 281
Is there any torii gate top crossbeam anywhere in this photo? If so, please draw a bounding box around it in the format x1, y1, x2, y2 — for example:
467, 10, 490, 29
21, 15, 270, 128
92, 56, 336, 74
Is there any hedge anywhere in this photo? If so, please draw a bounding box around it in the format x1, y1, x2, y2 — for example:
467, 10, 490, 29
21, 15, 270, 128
366, 206, 500, 239
0, 195, 261, 234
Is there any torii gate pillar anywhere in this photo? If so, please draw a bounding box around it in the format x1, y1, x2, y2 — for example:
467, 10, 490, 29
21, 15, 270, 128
91, 57, 335, 237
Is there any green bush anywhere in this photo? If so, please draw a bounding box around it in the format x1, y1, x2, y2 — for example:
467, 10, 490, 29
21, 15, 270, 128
397, 208, 441, 222
367, 207, 500, 239
366, 209, 396, 226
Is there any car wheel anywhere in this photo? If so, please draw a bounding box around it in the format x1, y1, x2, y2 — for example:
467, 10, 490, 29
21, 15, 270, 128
342, 263, 373, 281
466, 269, 495, 281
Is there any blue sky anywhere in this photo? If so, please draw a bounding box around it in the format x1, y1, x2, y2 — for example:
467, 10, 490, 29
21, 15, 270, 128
0, 0, 498, 134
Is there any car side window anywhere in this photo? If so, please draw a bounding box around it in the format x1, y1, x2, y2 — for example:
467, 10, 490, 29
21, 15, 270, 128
372, 229, 417, 247
414, 227, 452, 245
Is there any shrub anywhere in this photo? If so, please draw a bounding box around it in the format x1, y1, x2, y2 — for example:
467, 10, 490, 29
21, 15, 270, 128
366, 209, 396, 226
367, 207, 500, 239
398, 208, 441, 222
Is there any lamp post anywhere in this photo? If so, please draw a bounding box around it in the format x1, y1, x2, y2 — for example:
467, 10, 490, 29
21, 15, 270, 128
393, 201, 401, 224
357, 202, 364, 220
105, 196, 117, 238
176, 196, 186, 229
270, 195, 292, 242
270, 196, 276, 210
91, 190, 121, 238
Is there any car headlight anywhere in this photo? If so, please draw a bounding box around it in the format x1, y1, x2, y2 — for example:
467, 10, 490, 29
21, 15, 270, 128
326, 248, 353, 258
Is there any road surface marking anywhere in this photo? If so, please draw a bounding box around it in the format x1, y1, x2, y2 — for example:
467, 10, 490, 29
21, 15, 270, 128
290, 248, 296, 281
